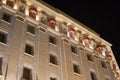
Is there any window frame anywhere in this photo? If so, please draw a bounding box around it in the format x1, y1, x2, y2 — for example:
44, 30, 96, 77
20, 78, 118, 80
25, 44, 34, 56
50, 54, 58, 65
73, 64, 80, 74
49, 36, 56, 45
22, 67, 32, 80
87, 54, 93, 62
71, 46, 77, 54
0, 31, 7, 44
2, 13, 12, 23
27, 24, 35, 35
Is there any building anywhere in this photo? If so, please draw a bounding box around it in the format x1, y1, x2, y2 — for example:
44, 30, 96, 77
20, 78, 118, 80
0, 0, 119, 80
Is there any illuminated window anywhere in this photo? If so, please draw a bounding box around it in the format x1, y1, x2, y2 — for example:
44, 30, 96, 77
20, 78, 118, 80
6, 0, 16, 8
90, 71, 97, 80
0, 32, 7, 44
87, 54, 93, 62
2, 13, 11, 23
50, 54, 57, 65
21, 67, 32, 80
101, 61, 107, 69
27, 25, 35, 34
25, 44, 34, 55
73, 64, 80, 74
49, 36, 56, 45
71, 46, 77, 54
29, 5, 38, 19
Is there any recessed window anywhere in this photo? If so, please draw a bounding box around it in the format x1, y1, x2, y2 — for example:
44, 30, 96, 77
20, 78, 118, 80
105, 77, 110, 80
73, 64, 80, 74
87, 54, 93, 62
50, 54, 57, 65
21, 67, 32, 80
71, 46, 77, 54
101, 61, 107, 69
25, 44, 34, 55
27, 25, 35, 34
0, 32, 7, 44
50, 77, 56, 80
49, 36, 56, 45
2, 13, 11, 23
0, 58, 2, 75
90, 71, 97, 80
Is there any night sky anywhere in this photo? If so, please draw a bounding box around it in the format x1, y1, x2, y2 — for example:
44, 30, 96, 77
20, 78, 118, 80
41, 0, 120, 67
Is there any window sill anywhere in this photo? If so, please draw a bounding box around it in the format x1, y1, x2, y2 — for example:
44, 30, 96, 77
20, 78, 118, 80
24, 53, 34, 58
49, 63, 58, 68
0, 42, 6, 46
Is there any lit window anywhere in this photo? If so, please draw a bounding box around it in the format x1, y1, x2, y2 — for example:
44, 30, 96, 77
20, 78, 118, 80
2, 13, 11, 23
73, 64, 80, 74
50, 54, 57, 65
50, 77, 56, 80
101, 61, 107, 69
6, 0, 16, 8
21, 67, 32, 80
25, 44, 34, 55
90, 71, 97, 80
71, 46, 77, 54
87, 54, 93, 62
0, 32, 7, 44
29, 5, 38, 19
27, 25, 35, 34
49, 36, 56, 45
0, 58, 2, 75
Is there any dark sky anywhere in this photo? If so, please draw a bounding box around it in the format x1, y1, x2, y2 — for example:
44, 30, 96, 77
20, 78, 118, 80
41, 0, 120, 67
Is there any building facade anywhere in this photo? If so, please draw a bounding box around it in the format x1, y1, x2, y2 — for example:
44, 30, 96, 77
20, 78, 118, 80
0, 0, 119, 80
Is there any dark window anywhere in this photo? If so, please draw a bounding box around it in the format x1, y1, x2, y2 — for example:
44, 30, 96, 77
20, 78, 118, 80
50, 54, 57, 65
101, 61, 107, 69
49, 36, 56, 45
25, 44, 34, 55
71, 46, 77, 54
90, 72, 97, 80
2, 13, 11, 23
87, 54, 93, 62
105, 77, 109, 80
27, 25, 35, 34
0, 58, 2, 75
0, 32, 7, 44
73, 64, 80, 74
50, 77, 56, 80
22, 67, 32, 80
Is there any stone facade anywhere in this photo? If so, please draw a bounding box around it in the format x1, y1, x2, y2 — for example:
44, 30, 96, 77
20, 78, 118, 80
0, 0, 119, 80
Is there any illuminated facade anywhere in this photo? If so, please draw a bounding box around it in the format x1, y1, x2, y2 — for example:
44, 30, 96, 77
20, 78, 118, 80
0, 0, 120, 80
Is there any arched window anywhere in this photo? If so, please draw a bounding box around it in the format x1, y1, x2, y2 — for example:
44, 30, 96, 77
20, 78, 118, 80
29, 5, 38, 19
48, 18, 56, 29
6, 0, 16, 8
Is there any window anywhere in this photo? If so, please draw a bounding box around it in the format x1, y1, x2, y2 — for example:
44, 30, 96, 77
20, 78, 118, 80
49, 36, 56, 45
21, 67, 32, 80
73, 64, 80, 74
27, 25, 35, 34
90, 71, 97, 80
87, 54, 93, 62
50, 77, 56, 80
25, 44, 34, 55
50, 54, 57, 65
71, 46, 77, 54
105, 77, 110, 80
0, 58, 2, 75
0, 32, 7, 44
101, 61, 107, 69
2, 13, 11, 23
